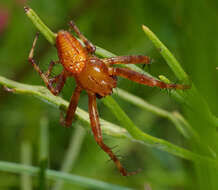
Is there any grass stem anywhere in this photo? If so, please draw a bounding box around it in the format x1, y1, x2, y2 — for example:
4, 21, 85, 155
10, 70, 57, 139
20, 141, 32, 190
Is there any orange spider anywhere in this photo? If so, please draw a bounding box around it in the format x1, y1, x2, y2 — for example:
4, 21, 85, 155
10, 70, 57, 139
28, 20, 189, 176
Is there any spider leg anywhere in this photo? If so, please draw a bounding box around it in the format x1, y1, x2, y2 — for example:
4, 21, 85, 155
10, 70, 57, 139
110, 67, 190, 89
88, 92, 138, 176
28, 33, 66, 95
61, 86, 82, 127
45, 60, 59, 78
102, 55, 150, 66
69, 20, 96, 53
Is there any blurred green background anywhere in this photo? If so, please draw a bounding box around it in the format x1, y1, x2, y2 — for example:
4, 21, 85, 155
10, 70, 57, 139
0, 0, 218, 190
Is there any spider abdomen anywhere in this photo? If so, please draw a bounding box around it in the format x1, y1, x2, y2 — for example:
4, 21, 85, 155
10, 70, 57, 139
56, 30, 87, 74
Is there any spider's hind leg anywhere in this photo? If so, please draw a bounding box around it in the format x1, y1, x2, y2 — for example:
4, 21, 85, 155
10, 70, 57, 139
69, 20, 96, 53
88, 92, 139, 176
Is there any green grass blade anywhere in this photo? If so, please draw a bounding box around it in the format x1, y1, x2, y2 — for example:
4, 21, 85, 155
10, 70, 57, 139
24, 7, 56, 45
116, 88, 191, 138
52, 125, 86, 190
0, 161, 134, 190
20, 142, 32, 190
38, 117, 49, 190
142, 25, 189, 83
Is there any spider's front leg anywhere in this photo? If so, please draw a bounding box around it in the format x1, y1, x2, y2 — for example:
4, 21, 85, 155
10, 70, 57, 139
88, 92, 138, 176
110, 67, 190, 90
69, 20, 96, 53
28, 33, 66, 95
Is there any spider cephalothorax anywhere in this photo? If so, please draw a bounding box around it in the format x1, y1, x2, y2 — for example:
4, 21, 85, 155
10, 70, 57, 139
28, 20, 189, 176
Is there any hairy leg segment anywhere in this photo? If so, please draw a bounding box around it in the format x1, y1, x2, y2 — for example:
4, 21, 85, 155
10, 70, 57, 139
88, 92, 139, 176
110, 67, 189, 90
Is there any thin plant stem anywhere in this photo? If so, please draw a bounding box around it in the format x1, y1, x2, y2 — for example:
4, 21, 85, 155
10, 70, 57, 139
20, 141, 32, 190
0, 161, 134, 190
142, 25, 189, 83
39, 117, 49, 160
116, 88, 191, 138
24, 7, 56, 45
38, 116, 49, 190
52, 125, 86, 190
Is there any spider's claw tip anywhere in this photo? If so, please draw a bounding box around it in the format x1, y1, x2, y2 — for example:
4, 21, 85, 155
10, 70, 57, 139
126, 168, 142, 176
69, 20, 76, 26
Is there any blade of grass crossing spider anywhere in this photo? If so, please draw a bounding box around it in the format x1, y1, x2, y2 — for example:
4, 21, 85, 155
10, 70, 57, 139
38, 117, 49, 190
20, 141, 32, 190
52, 125, 86, 190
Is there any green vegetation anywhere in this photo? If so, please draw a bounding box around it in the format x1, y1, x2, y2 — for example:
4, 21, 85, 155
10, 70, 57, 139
0, 1, 217, 190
